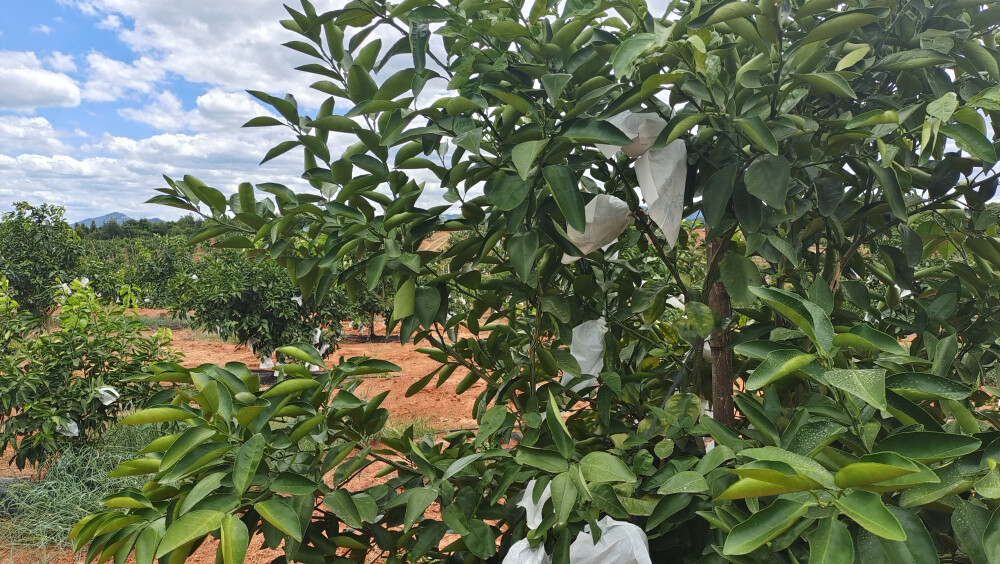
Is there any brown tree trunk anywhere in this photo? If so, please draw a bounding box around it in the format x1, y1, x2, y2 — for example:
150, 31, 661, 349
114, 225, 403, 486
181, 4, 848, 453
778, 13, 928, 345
707, 239, 735, 427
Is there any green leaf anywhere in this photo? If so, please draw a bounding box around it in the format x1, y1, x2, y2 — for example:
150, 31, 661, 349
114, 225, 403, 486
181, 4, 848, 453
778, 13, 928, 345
723, 498, 808, 555
871, 164, 908, 221
271, 473, 318, 495
876, 49, 954, 71
834, 452, 920, 489
401, 487, 436, 531
832, 325, 907, 355
885, 372, 973, 401
219, 514, 249, 564
802, 9, 886, 45
856, 506, 937, 563
156, 510, 224, 558
798, 72, 857, 99
824, 368, 887, 410
232, 434, 265, 494
750, 286, 834, 354
580, 451, 637, 483
745, 155, 791, 208
610, 34, 655, 77
715, 477, 810, 500
702, 164, 736, 227
653, 112, 706, 148
550, 471, 578, 526
941, 123, 998, 164
927, 92, 959, 121
178, 472, 226, 514
740, 446, 835, 488
414, 286, 441, 328
834, 490, 905, 541
255, 499, 303, 541
511, 140, 547, 180
657, 471, 708, 495
275, 343, 326, 369
506, 231, 539, 282
951, 501, 990, 564
543, 165, 586, 232
118, 406, 194, 425
464, 519, 496, 559
515, 446, 569, 473
485, 175, 530, 211
324, 489, 363, 529
541, 73, 572, 103
685, 301, 715, 338
561, 118, 634, 146
393, 278, 416, 320
874, 432, 981, 463
546, 390, 575, 459
719, 252, 762, 307
260, 376, 322, 397
746, 350, 818, 390
734, 116, 778, 155
806, 517, 854, 564
836, 45, 870, 71
243, 116, 284, 128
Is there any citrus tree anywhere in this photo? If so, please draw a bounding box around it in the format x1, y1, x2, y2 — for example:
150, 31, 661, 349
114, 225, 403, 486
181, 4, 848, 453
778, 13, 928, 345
0, 202, 83, 316
79, 0, 1000, 562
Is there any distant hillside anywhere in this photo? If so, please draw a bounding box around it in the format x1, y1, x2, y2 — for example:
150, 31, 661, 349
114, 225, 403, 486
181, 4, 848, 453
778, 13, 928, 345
75, 212, 163, 227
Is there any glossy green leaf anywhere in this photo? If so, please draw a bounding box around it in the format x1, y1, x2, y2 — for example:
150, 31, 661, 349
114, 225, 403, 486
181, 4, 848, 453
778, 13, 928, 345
734, 116, 778, 155
834, 490, 905, 541
511, 140, 547, 181
802, 9, 886, 44
719, 252, 762, 307
806, 517, 854, 564
255, 499, 302, 541
543, 165, 586, 231
750, 286, 834, 354
550, 471, 577, 525
232, 434, 265, 494
834, 452, 919, 489
581, 451, 636, 483
745, 155, 791, 208
118, 406, 195, 425
506, 231, 539, 282
219, 514, 249, 564
723, 498, 808, 555
746, 350, 817, 390
155, 510, 224, 558
824, 368, 887, 410
941, 123, 998, 164
886, 372, 973, 401
874, 432, 981, 463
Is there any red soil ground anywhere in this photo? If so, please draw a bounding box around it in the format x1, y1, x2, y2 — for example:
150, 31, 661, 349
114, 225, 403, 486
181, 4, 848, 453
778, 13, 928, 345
1, 309, 484, 563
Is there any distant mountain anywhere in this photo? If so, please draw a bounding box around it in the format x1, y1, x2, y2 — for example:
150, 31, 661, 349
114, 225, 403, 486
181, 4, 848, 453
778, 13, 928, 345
75, 212, 163, 227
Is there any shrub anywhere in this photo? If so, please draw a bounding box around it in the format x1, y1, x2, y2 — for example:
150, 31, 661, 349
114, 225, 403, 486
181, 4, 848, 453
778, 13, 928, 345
168, 249, 351, 361
0, 202, 82, 316
0, 279, 176, 470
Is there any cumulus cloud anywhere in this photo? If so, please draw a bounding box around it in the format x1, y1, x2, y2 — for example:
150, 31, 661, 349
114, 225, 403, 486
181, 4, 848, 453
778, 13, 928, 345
32, 24, 53, 34
81, 52, 164, 102
45, 51, 77, 72
0, 51, 80, 111
118, 88, 274, 133
0, 116, 72, 154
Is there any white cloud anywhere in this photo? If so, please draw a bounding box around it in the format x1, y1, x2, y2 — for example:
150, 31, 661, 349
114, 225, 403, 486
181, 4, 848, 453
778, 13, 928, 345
96, 14, 121, 30
45, 51, 77, 72
0, 116, 71, 154
0, 51, 80, 111
81, 53, 164, 102
119, 88, 274, 133
32, 24, 52, 34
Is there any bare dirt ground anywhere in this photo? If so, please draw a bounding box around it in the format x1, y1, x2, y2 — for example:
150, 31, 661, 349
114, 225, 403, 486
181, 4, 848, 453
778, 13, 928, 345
1, 309, 483, 564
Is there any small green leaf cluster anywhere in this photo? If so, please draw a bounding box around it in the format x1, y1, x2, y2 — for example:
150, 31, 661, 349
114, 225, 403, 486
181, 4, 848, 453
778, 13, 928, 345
0, 279, 176, 470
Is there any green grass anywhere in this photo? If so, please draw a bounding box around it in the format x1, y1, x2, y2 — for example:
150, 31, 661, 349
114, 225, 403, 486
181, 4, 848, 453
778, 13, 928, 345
0, 425, 160, 553
379, 415, 441, 442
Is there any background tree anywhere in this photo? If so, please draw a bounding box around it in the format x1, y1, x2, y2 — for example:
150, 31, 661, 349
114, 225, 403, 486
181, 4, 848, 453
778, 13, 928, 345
0, 202, 83, 316
80, 1, 1000, 562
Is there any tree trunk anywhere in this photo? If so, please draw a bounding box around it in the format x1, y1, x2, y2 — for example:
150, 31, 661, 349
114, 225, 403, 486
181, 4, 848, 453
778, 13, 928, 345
707, 239, 735, 427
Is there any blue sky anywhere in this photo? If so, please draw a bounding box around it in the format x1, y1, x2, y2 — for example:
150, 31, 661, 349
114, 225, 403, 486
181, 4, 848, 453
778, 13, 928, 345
0, 0, 346, 222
